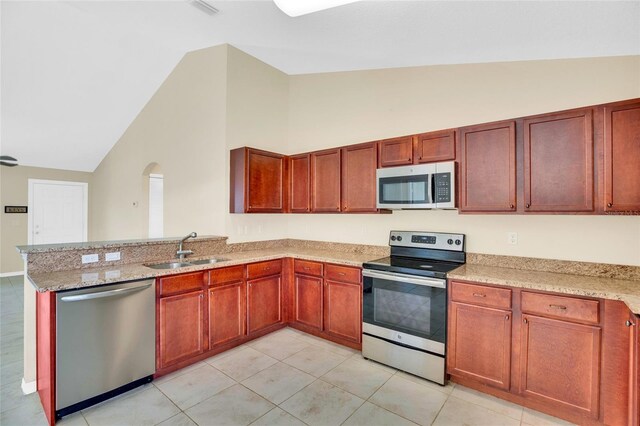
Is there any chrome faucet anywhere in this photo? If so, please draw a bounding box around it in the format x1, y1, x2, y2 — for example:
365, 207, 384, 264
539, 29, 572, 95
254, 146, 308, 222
177, 232, 197, 260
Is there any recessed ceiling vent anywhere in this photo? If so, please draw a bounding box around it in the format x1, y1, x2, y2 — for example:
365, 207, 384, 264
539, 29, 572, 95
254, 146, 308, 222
191, 0, 219, 15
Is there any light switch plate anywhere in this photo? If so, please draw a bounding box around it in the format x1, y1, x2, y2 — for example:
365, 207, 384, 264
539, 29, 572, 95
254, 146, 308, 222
105, 252, 121, 262
82, 254, 99, 264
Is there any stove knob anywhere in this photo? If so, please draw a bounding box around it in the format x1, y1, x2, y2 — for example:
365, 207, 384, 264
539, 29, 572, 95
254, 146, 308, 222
447, 239, 453, 245
397, 236, 402, 242
455, 239, 462, 245
390, 236, 397, 241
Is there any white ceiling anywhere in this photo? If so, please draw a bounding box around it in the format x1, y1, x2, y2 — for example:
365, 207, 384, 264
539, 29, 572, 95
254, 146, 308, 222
1, 0, 639, 172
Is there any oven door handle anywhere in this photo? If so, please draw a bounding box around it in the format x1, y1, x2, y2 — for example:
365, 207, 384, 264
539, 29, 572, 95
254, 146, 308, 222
362, 270, 446, 288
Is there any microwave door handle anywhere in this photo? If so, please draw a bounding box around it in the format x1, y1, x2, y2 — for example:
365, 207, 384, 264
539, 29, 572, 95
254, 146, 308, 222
431, 173, 436, 205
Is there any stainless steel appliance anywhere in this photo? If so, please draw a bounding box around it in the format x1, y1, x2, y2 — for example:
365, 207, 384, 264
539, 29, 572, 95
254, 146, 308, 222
362, 231, 465, 384
56, 279, 156, 419
376, 161, 455, 209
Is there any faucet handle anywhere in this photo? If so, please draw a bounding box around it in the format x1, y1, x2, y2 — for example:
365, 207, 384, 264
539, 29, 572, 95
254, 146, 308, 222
176, 249, 194, 256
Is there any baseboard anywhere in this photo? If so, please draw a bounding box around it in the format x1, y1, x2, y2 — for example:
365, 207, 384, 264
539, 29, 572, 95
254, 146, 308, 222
21, 378, 36, 394
0, 271, 23, 278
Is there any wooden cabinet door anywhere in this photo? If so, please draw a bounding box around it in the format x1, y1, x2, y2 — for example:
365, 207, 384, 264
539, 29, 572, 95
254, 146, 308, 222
523, 110, 594, 212
209, 281, 245, 348
290, 154, 310, 213
520, 314, 601, 419
323, 279, 361, 343
604, 101, 640, 212
341, 143, 377, 212
448, 302, 512, 390
378, 136, 414, 167
311, 149, 341, 212
459, 121, 517, 212
247, 275, 282, 335
294, 274, 323, 330
246, 148, 286, 213
415, 130, 455, 163
629, 313, 639, 426
159, 291, 205, 368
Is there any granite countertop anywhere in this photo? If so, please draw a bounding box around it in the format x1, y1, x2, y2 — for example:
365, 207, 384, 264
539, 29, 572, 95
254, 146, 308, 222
449, 264, 640, 315
27, 247, 378, 293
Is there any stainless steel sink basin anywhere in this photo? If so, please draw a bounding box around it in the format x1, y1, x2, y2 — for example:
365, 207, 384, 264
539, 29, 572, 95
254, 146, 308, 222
145, 262, 193, 270
188, 258, 229, 265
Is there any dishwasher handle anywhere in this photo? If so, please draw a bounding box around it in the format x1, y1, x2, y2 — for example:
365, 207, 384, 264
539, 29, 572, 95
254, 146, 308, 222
60, 283, 152, 302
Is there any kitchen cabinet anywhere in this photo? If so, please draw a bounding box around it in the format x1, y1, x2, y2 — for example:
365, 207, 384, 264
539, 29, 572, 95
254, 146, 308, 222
290, 154, 311, 213
311, 148, 341, 212
323, 264, 362, 344
523, 109, 594, 212
378, 136, 414, 167
629, 312, 639, 426
448, 282, 512, 390
341, 142, 378, 212
519, 313, 601, 419
158, 290, 205, 369
208, 266, 246, 348
247, 260, 283, 335
603, 100, 640, 212
230, 147, 287, 213
458, 121, 517, 212
414, 130, 455, 163
294, 271, 323, 331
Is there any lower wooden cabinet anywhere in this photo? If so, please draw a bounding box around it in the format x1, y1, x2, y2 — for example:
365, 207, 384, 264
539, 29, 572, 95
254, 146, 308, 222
448, 301, 512, 390
294, 273, 323, 330
519, 314, 601, 419
630, 313, 639, 426
247, 274, 283, 335
209, 281, 245, 347
323, 279, 361, 343
159, 290, 205, 369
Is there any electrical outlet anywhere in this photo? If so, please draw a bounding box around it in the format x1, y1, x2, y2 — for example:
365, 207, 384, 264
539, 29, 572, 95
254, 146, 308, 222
105, 252, 121, 262
82, 254, 99, 264
508, 232, 518, 245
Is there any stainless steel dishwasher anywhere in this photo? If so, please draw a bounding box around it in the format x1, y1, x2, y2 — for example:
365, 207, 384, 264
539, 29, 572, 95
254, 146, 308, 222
56, 278, 156, 419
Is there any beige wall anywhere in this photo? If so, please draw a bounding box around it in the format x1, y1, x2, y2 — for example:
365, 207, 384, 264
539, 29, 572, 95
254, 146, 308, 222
91, 45, 229, 241
283, 56, 640, 265
0, 165, 92, 274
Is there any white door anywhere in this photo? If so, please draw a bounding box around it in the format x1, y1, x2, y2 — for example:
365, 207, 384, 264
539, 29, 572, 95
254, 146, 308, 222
28, 180, 88, 245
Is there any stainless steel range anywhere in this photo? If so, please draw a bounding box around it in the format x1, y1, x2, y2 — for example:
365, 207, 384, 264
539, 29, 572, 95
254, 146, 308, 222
362, 230, 465, 385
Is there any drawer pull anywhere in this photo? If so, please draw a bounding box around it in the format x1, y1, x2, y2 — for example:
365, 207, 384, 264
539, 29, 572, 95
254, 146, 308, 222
473, 293, 486, 298
304, 267, 310, 270
549, 304, 567, 310
626, 320, 636, 327
264, 267, 270, 270
338, 272, 346, 276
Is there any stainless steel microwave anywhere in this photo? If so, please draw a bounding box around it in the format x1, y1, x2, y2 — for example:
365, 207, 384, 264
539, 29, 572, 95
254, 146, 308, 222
376, 161, 456, 209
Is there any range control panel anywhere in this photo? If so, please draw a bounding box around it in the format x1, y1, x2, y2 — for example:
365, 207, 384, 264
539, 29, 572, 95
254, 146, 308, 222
389, 230, 465, 251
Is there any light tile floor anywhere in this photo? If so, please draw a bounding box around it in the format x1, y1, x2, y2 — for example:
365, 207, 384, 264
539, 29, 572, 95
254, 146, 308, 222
0, 276, 576, 426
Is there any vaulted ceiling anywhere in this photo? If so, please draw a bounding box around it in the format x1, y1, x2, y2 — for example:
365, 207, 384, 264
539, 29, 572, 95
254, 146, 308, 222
2, 1, 639, 172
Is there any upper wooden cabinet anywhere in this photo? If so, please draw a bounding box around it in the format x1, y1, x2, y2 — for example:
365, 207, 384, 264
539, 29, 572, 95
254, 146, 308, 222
414, 130, 456, 163
604, 101, 640, 213
459, 121, 517, 212
378, 136, 414, 167
341, 142, 378, 212
523, 110, 594, 212
290, 154, 311, 213
230, 147, 287, 213
311, 148, 342, 212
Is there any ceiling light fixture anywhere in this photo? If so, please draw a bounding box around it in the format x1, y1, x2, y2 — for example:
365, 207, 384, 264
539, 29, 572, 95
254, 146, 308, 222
274, 0, 360, 17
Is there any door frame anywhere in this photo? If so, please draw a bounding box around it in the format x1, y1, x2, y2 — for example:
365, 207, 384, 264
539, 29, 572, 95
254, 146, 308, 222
27, 179, 89, 245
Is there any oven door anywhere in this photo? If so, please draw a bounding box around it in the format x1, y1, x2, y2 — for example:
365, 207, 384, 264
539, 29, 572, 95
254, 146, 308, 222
362, 269, 446, 355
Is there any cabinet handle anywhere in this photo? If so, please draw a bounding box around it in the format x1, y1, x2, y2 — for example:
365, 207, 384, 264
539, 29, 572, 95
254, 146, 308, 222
505, 315, 510, 320
472, 293, 486, 298
325, 282, 328, 287
338, 272, 346, 276
509, 204, 514, 209
199, 294, 203, 299
264, 267, 270, 270
607, 203, 613, 208
523, 318, 528, 324
525, 203, 531, 208
548, 304, 567, 310
626, 320, 636, 327
407, 158, 412, 163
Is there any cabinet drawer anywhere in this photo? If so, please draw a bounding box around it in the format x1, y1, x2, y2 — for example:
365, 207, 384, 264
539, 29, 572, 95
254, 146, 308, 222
325, 264, 361, 284
159, 272, 205, 297
294, 259, 323, 277
450, 281, 511, 310
521, 291, 599, 324
209, 265, 244, 286
247, 259, 282, 280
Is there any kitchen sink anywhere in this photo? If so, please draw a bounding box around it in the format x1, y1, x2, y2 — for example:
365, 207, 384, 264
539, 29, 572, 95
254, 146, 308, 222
145, 262, 193, 269
188, 257, 229, 265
